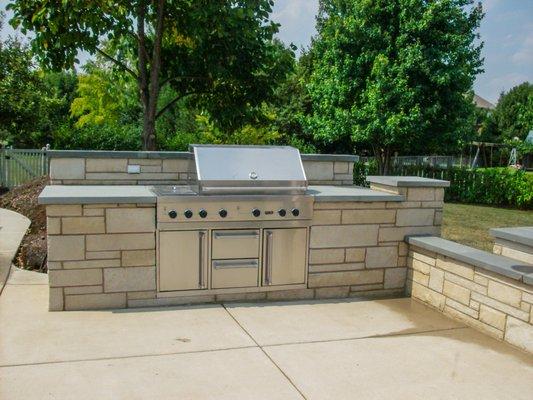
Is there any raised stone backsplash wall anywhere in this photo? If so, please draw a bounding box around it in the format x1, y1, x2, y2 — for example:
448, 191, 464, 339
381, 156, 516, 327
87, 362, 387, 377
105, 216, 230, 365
48, 153, 357, 186
307, 187, 444, 299
407, 245, 533, 354
47, 203, 157, 311
494, 239, 533, 265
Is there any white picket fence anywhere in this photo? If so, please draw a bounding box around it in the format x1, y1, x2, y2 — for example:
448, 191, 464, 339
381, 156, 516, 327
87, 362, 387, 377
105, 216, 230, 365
0, 148, 49, 189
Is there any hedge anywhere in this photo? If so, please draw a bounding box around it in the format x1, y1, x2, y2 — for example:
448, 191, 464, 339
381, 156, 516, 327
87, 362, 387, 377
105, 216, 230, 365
354, 162, 533, 209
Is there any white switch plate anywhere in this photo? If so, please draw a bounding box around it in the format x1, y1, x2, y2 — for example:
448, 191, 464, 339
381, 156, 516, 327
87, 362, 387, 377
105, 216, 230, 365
127, 165, 141, 174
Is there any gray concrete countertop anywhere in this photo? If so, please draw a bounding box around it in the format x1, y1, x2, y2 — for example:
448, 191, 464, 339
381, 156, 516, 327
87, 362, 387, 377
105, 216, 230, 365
38, 185, 157, 204
307, 185, 404, 202
367, 176, 450, 187
406, 235, 533, 284
490, 226, 533, 247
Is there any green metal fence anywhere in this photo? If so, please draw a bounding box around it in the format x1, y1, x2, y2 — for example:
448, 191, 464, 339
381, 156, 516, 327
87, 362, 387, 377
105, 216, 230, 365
0, 148, 49, 189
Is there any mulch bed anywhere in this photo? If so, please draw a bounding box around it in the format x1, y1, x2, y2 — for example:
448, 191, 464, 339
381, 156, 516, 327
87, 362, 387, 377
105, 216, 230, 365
0, 177, 48, 271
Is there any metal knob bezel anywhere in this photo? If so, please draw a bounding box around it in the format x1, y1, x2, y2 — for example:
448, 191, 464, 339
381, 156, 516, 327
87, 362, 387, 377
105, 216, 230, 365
199, 209, 208, 218
184, 209, 193, 219
168, 210, 178, 219
219, 209, 228, 218
291, 208, 300, 217
252, 208, 261, 217
278, 208, 287, 217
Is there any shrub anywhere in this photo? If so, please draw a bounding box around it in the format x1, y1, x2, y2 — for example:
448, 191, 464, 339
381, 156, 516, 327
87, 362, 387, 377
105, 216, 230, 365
52, 123, 141, 150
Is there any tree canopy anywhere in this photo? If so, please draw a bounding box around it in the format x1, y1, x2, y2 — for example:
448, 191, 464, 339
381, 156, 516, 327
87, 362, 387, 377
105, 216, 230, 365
307, 0, 483, 172
493, 82, 532, 142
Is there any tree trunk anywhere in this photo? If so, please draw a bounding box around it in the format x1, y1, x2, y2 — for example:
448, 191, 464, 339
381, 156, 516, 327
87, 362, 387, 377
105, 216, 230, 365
373, 146, 391, 175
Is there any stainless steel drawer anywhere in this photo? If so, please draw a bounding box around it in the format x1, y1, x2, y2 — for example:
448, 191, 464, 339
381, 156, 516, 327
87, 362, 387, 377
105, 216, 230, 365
211, 259, 259, 289
211, 230, 260, 259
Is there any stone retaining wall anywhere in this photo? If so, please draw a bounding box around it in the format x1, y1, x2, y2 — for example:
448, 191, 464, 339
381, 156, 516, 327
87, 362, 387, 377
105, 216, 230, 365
407, 245, 533, 354
493, 239, 533, 264
48, 153, 356, 186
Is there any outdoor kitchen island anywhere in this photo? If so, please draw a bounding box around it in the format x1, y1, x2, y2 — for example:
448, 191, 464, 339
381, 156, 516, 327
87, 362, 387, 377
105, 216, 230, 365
39, 146, 448, 311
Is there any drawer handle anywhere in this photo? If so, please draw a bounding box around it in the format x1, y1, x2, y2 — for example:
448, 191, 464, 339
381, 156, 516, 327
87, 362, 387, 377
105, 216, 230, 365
265, 231, 273, 285
213, 231, 259, 239
213, 260, 259, 269
198, 231, 205, 288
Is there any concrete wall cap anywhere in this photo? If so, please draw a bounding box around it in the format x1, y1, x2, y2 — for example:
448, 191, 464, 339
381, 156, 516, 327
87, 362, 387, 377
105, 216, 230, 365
307, 185, 403, 202
406, 235, 533, 284
367, 176, 450, 187
38, 185, 156, 204
490, 226, 533, 247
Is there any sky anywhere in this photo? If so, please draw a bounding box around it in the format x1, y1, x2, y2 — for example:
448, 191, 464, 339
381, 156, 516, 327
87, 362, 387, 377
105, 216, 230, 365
1, 0, 532, 104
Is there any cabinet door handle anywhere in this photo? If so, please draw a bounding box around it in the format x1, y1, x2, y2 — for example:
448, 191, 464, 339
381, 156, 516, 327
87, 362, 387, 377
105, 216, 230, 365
265, 231, 273, 285
213, 231, 259, 239
213, 260, 258, 269
198, 231, 205, 288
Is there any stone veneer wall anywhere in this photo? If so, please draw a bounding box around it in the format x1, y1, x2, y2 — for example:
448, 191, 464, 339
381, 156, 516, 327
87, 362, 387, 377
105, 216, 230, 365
47, 204, 157, 311
306, 187, 444, 299
407, 245, 533, 354
493, 239, 533, 264
48, 154, 356, 186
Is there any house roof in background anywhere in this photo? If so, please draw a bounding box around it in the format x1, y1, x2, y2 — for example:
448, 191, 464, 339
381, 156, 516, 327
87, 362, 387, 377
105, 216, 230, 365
474, 94, 496, 110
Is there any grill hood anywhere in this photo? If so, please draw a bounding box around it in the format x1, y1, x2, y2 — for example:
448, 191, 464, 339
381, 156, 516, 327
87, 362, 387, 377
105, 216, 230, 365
188, 145, 308, 195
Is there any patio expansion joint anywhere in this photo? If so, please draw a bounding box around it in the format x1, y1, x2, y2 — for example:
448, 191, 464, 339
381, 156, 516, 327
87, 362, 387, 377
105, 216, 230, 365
222, 304, 309, 400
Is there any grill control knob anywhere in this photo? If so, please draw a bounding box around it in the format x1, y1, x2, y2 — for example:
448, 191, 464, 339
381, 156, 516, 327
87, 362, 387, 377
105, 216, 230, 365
199, 209, 208, 218
184, 209, 193, 219
168, 210, 178, 219
278, 208, 287, 217
219, 209, 228, 218
291, 208, 300, 217
252, 208, 261, 217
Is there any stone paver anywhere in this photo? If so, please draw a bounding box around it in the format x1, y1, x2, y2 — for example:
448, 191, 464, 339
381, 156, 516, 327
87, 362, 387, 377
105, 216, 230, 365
1, 268, 532, 399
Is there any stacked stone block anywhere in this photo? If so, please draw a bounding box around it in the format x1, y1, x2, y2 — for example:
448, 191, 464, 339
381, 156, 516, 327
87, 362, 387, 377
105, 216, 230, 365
408, 245, 533, 354
47, 204, 157, 311
307, 186, 444, 299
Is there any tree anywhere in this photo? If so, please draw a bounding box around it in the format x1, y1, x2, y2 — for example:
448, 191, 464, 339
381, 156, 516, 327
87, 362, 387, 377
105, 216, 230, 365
9, 0, 284, 150
493, 82, 533, 142
307, 0, 483, 173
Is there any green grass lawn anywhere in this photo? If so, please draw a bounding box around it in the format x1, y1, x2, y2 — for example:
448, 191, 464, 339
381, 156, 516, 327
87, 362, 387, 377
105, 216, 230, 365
442, 203, 533, 251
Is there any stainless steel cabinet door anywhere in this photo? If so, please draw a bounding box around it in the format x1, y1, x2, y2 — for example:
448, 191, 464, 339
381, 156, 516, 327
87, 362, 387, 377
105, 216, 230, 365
263, 228, 307, 286
159, 230, 208, 291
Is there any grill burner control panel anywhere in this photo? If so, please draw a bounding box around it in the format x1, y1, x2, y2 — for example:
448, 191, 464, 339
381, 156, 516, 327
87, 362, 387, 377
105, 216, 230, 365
157, 197, 313, 223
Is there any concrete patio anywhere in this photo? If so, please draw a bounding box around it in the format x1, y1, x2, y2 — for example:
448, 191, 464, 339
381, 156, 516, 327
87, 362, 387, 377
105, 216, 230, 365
1, 267, 532, 399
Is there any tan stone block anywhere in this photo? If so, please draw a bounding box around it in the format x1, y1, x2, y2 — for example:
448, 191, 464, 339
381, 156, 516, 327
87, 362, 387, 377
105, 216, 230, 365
315, 286, 350, 299
267, 288, 315, 300
309, 248, 344, 265
421, 201, 444, 209
410, 258, 431, 274
83, 208, 104, 216
411, 282, 445, 310
62, 217, 105, 234
493, 244, 502, 255
106, 208, 155, 233
412, 270, 429, 286
64, 285, 103, 295
443, 281, 470, 305
471, 292, 530, 322
385, 201, 421, 209
436, 256, 474, 280
333, 162, 349, 174
215, 292, 267, 302
103, 266, 156, 292
410, 249, 437, 265
479, 305, 506, 330
310, 225, 378, 248
487, 281, 522, 308
86, 158, 127, 172
314, 201, 386, 210
398, 256, 407, 267
435, 188, 445, 201
378, 226, 439, 242
370, 183, 403, 195
312, 210, 341, 225
384, 268, 407, 289
141, 165, 162, 173
304, 161, 334, 180
396, 209, 434, 227
428, 267, 445, 292
308, 270, 383, 287
309, 263, 364, 273
47, 261, 62, 270
470, 300, 480, 311
127, 291, 157, 300
434, 210, 443, 226
86, 251, 121, 260
65, 293, 126, 310
523, 292, 533, 304
47, 217, 61, 235
46, 205, 82, 217
398, 242, 408, 256
129, 159, 162, 166
444, 306, 503, 340
122, 250, 156, 267
504, 317, 533, 353
334, 173, 353, 181
345, 248, 366, 262
128, 295, 215, 308
48, 235, 85, 261
49, 269, 102, 287
162, 159, 189, 172
50, 158, 85, 180
63, 259, 121, 269
341, 209, 395, 224
365, 246, 398, 269
86, 233, 155, 251
49, 287, 64, 311
350, 283, 383, 292
473, 273, 489, 286
500, 246, 533, 264
445, 298, 478, 318
407, 188, 435, 201
445, 272, 487, 295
